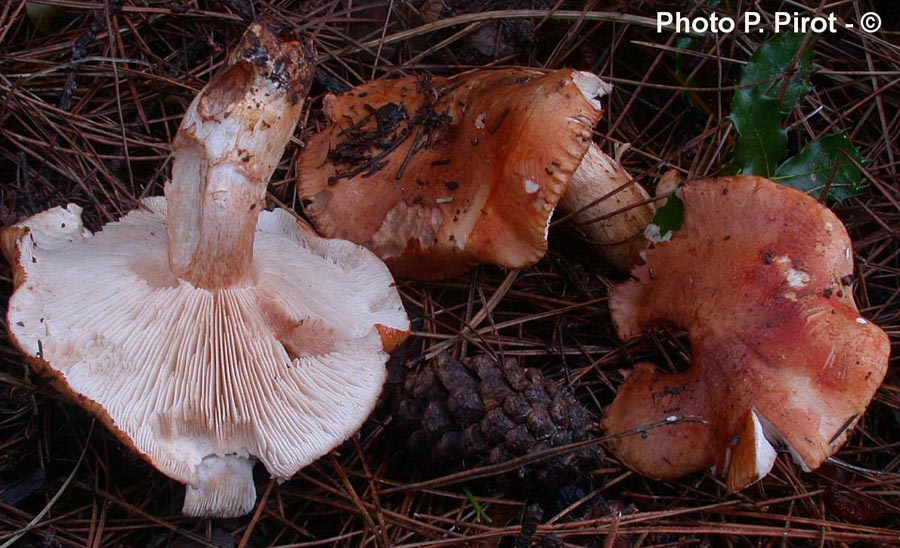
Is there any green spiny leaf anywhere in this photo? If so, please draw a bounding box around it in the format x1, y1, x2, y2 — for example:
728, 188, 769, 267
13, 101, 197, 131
730, 88, 787, 176
773, 133, 866, 202
739, 32, 814, 113
725, 30, 870, 202
646, 191, 684, 242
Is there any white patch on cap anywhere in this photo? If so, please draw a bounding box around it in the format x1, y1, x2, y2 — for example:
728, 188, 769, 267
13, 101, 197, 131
786, 268, 810, 288
856, 317, 868, 324
370, 201, 442, 259
524, 179, 540, 194
774, 255, 810, 288
571, 71, 612, 110
455, 231, 467, 250
475, 112, 487, 129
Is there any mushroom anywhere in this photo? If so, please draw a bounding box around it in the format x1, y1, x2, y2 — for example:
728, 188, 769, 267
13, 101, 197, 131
3, 24, 409, 517
297, 68, 655, 279
602, 176, 890, 492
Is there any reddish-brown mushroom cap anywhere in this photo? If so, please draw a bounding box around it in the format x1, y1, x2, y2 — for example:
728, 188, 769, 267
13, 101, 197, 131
298, 69, 611, 279
603, 176, 890, 491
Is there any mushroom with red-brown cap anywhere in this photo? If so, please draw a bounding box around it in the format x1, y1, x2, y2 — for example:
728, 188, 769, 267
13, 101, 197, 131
3, 24, 409, 517
602, 176, 890, 492
297, 68, 655, 279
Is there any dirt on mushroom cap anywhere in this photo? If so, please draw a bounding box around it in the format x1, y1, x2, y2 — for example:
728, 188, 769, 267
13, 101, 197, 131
298, 69, 608, 279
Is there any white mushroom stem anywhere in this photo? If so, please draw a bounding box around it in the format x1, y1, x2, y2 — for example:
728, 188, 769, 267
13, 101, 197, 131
166, 24, 314, 289
558, 143, 656, 271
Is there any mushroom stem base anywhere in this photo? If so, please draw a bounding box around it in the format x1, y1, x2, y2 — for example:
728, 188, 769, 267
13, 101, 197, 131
183, 455, 257, 518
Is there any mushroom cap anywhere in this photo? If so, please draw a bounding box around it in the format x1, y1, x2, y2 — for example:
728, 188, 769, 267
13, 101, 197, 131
298, 69, 610, 279
5, 199, 409, 516
602, 176, 890, 491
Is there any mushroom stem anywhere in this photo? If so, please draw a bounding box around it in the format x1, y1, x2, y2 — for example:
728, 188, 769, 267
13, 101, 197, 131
558, 143, 656, 271
165, 24, 314, 289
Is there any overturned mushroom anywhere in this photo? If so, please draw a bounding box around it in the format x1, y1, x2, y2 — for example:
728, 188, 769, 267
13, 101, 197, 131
4, 25, 409, 517
602, 176, 889, 492
297, 69, 654, 279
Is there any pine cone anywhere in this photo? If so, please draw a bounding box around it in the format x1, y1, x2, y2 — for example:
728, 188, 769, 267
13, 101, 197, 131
392, 353, 601, 493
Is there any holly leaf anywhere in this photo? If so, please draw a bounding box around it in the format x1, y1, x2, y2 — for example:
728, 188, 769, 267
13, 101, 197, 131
740, 32, 814, 113
773, 133, 867, 202
725, 31, 869, 199
645, 191, 684, 242
730, 88, 788, 176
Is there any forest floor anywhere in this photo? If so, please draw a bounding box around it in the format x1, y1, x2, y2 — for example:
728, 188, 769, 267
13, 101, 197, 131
0, 1, 898, 547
